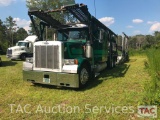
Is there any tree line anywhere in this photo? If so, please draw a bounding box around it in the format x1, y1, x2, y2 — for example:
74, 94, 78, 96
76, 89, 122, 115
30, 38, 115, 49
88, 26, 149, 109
0, 16, 28, 54
128, 31, 160, 50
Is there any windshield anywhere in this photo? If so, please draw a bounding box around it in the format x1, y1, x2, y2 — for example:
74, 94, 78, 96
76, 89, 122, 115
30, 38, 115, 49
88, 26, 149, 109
58, 32, 68, 41
17, 42, 28, 47
69, 31, 87, 40
57, 28, 88, 41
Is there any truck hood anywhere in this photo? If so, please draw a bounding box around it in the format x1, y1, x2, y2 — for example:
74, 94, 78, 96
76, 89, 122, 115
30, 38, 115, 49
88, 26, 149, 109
8, 46, 26, 50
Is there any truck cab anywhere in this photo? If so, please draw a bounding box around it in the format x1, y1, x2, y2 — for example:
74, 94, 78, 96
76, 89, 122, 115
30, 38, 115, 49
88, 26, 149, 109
6, 35, 38, 60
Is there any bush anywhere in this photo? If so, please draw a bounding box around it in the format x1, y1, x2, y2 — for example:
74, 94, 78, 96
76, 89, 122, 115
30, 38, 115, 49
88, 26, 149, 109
144, 48, 160, 105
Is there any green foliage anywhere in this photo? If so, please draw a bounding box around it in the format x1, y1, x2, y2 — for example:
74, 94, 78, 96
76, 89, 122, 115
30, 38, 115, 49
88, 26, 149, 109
144, 48, 160, 105
0, 19, 8, 54
0, 17, 28, 54
128, 32, 160, 50
4, 16, 17, 46
15, 28, 28, 43
128, 49, 146, 56
26, 0, 76, 36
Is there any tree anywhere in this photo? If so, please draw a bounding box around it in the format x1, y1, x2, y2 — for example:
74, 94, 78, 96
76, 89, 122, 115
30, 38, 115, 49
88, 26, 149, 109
26, 0, 75, 37
15, 28, 28, 43
5, 16, 17, 46
0, 19, 9, 53
154, 31, 160, 42
26, 0, 75, 10
0, 19, 6, 41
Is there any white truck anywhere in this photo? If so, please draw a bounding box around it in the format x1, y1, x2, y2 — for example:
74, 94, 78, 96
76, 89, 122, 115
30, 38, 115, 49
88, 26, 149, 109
6, 35, 38, 60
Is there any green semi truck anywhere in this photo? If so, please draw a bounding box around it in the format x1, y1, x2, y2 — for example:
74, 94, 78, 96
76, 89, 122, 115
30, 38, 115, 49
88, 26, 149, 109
23, 3, 118, 88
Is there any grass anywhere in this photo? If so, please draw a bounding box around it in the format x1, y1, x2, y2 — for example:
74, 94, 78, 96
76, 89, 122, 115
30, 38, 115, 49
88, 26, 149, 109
129, 48, 146, 56
144, 48, 160, 105
0, 55, 159, 119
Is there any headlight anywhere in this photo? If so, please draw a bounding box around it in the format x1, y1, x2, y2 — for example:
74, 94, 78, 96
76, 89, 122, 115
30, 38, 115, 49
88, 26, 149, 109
26, 57, 33, 63
64, 59, 78, 65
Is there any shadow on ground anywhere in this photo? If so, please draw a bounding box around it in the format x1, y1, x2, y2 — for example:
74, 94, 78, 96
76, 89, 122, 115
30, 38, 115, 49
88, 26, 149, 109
1, 61, 17, 67
84, 63, 130, 90
30, 63, 130, 91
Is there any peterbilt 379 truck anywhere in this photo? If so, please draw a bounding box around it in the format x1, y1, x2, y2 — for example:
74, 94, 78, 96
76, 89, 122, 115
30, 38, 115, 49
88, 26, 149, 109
23, 4, 118, 88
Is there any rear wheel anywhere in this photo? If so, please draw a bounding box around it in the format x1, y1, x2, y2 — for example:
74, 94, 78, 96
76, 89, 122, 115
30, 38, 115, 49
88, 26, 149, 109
79, 64, 90, 88
107, 57, 113, 69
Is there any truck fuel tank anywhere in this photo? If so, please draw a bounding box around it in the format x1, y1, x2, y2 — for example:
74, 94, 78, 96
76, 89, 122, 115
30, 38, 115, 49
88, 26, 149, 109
85, 41, 92, 59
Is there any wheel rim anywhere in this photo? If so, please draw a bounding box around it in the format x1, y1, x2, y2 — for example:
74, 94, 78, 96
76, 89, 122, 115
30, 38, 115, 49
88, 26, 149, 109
80, 68, 89, 85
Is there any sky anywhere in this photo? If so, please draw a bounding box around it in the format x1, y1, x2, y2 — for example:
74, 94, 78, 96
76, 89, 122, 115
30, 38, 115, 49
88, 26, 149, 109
0, 0, 160, 36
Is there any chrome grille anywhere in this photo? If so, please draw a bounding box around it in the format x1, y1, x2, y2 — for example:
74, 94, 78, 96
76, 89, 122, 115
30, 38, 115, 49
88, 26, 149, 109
35, 45, 59, 69
7, 49, 12, 54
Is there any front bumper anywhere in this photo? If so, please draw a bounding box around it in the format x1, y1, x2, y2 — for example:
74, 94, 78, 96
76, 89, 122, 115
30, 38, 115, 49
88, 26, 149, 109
23, 70, 79, 88
6, 54, 20, 59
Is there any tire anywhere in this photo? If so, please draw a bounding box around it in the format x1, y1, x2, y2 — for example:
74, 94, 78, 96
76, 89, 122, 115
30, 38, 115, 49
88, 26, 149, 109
78, 64, 91, 88
20, 54, 26, 61
107, 58, 113, 69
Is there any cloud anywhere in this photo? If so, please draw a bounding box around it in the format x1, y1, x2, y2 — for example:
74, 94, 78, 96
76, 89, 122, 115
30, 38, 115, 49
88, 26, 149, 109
99, 17, 115, 26
147, 21, 158, 25
132, 19, 143, 24
150, 22, 160, 32
133, 30, 141, 35
126, 25, 133, 28
0, 0, 16, 6
13, 18, 31, 32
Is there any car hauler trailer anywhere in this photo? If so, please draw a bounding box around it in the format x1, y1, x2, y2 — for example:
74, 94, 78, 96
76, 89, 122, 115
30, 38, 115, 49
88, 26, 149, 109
23, 3, 118, 88
117, 32, 129, 64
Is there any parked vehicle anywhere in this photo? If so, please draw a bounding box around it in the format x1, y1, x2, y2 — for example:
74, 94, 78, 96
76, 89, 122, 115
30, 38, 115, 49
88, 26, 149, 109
23, 3, 118, 88
6, 35, 38, 60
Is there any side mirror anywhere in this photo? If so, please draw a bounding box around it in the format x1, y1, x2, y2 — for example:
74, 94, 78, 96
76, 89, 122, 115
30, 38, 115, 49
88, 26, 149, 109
99, 30, 104, 43
16, 43, 18, 46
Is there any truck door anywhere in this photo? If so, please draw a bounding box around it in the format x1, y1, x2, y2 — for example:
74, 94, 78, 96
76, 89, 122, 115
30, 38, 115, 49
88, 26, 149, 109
28, 42, 33, 53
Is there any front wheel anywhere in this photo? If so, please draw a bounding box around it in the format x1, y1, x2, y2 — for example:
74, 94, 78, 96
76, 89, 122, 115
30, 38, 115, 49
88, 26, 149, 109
79, 64, 90, 88
20, 54, 26, 61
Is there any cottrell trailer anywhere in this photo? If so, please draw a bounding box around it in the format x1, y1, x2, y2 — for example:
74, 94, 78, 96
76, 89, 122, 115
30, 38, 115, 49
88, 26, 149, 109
117, 32, 129, 64
23, 4, 118, 88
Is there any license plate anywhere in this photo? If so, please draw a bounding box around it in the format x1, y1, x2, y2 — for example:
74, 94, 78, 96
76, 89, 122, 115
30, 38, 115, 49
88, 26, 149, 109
43, 78, 50, 83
